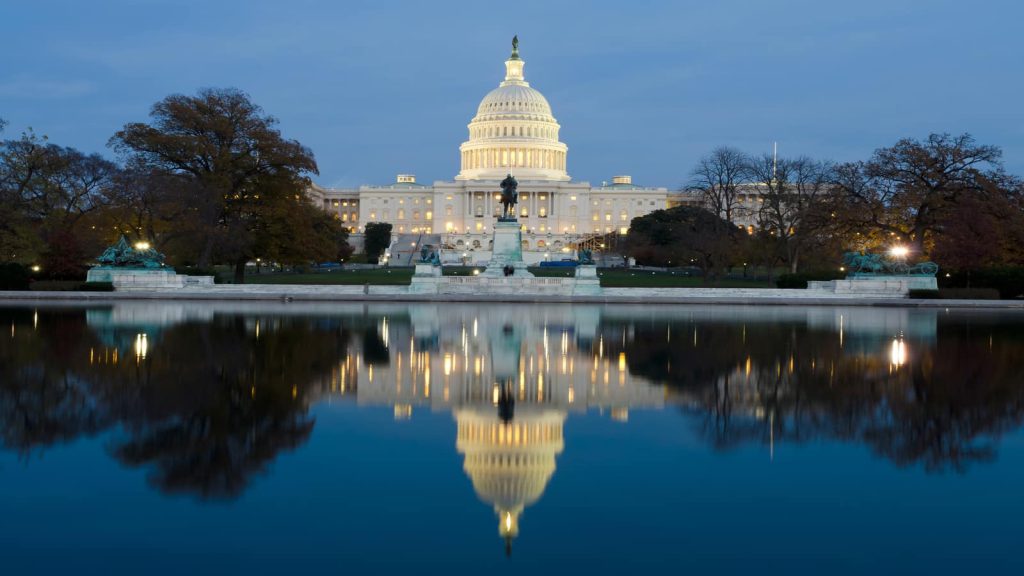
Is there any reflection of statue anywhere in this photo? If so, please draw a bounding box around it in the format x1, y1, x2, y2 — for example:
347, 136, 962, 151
577, 247, 594, 265
499, 174, 518, 220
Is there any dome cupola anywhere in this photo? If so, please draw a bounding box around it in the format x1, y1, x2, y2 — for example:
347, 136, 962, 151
457, 38, 570, 182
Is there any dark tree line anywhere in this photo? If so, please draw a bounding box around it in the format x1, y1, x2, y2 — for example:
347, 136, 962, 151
1, 90, 353, 283
630, 134, 1024, 278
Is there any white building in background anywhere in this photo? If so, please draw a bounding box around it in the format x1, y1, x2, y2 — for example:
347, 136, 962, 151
307, 40, 669, 263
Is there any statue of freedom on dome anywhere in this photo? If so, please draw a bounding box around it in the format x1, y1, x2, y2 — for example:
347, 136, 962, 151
499, 174, 518, 220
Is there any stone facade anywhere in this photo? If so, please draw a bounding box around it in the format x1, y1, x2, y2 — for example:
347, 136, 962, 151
306, 42, 668, 260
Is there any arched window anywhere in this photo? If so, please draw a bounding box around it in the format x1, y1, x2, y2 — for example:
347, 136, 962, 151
537, 240, 546, 249
521, 240, 530, 250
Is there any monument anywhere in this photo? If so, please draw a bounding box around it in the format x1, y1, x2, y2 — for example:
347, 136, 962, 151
808, 251, 939, 295
86, 236, 213, 291
482, 174, 532, 277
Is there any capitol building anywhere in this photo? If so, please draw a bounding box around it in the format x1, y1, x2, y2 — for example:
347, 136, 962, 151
308, 40, 669, 263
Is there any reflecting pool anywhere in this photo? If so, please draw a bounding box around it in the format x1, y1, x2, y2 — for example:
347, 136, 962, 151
2, 302, 1023, 574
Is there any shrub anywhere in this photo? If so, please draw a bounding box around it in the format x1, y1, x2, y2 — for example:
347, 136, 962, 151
776, 270, 846, 289
939, 268, 1024, 299
0, 263, 31, 290
909, 288, 1000, 300
29, 280, 83, 291
79, 281, 115, 292
178, 267, 224, 284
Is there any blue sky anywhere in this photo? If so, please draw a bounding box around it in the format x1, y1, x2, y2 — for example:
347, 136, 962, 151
1, 0, 1021, 188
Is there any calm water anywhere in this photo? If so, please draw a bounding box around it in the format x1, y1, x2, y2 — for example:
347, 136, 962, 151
2, 302, 1023, 574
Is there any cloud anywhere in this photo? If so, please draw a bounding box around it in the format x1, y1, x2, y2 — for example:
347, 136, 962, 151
0, 77, 97, 99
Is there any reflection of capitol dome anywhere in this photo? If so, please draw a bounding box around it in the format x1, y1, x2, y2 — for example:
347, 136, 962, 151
455, 406, 565, 551
456, 40, 570, 182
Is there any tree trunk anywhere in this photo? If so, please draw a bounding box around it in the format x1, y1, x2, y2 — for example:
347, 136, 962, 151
233, 256, 247, 284
198, 235, 215, 268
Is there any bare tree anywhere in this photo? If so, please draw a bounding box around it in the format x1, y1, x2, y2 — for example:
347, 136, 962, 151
688, 146, 750, 224
748, 154, 834, 273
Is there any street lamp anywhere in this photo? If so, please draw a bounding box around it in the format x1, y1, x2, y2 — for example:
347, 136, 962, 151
889, 245, 909, 258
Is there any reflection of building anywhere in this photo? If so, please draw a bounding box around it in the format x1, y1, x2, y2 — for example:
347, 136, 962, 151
456, 406, 564, 553
307, 41, 668, 263
315, 304, 665, 552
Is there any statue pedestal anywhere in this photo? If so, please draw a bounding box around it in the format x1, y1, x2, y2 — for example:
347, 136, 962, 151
483, 220, 533, 278
573, 264, 601, 295
410, 262, 442, 294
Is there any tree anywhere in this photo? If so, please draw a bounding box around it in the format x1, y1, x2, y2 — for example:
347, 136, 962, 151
110, 88, 319, 283
929, 173, 1024, 270
832, 133, 1004, 255
688, 146, 751, 224
0, 129, 118, 274
625, 206, 744, 282
363, 222, 393, 263
747, 154, 834, 274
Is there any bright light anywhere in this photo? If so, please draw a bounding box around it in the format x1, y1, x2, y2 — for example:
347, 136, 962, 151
889, 246, 909, 258
890, 337, 907, 367
134, 241, 151, 251
30, 265, 41, 273
473, 269, 481, 276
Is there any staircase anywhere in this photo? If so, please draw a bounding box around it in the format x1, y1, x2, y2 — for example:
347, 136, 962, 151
388, 233, 442, 266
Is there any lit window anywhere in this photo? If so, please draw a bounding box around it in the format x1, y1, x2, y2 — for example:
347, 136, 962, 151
426, 211, 432, 220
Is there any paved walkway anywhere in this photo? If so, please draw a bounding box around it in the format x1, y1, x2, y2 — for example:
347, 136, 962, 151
2, 285, 1023, 308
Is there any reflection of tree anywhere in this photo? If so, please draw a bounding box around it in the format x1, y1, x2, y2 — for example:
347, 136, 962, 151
0, 308, 110, 456
599, 316, 1024, 473
106, 317, 348, 499
0, 309, 366, 499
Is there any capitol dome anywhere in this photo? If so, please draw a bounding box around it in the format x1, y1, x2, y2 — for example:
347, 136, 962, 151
456, 40, 570, 182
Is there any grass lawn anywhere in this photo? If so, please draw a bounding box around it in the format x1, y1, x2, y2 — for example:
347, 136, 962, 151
596, 269, 771, 288
245, 268, 414, 285
245, 266, 771, 288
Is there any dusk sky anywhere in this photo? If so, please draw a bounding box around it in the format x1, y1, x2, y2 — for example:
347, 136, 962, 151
2, 0, 1021, 188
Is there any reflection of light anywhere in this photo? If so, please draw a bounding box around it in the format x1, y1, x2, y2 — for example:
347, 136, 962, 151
618, 352, 626, 371
394, 405, 412, 420
890, 337, 907, 367
505, 512, 512, 531
568, 387, 575, 403
492, 385, 500, 404
444, 354, 453, 376
134, 333, 148, 361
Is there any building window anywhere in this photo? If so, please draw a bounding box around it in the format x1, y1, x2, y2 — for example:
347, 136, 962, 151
539, 207, 547, 218
413, 211, 420, 220
370, 212, 377, 219
445, 205, 453, 217
398, 209, 405, 219
425, 211, 432, 220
